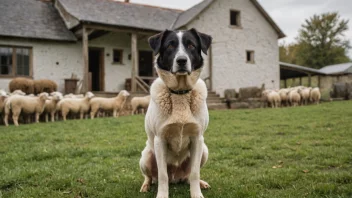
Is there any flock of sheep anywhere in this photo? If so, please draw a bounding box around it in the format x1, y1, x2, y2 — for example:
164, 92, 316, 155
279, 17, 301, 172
261, 86, 321, 108
0, 78, 151, 126
0, 89, 151, 126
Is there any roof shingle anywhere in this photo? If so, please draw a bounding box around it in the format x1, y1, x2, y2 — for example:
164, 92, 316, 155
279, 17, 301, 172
0, 0, 76, 41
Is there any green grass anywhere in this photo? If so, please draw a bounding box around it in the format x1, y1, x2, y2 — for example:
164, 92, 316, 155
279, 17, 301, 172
1, 101, 352, 198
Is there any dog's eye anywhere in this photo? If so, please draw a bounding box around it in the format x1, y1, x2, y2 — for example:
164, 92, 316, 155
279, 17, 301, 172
167, 44, 175, 50
188, 44, 195, 50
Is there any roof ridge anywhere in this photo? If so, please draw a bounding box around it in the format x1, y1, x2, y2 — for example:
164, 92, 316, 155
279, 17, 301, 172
106, 0, 184, 12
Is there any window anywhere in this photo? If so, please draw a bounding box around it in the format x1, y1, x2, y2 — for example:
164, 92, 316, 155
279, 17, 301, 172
246, 50, 255, 63
113, 49, 123, 64
0, 46, 31, 77
230, 10, 241, 27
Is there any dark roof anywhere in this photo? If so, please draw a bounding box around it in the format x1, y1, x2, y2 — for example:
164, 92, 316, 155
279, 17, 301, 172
0, 0, 76, 41
319, 62, 352, 75
172, 0, 213, 29
172, 0, 285, 39
279, 62, 324, 79
58, 0, 182, 32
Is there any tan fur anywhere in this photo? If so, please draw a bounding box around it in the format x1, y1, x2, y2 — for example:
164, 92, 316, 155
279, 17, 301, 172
34, 79, 58, 94
89, 90, 130, 119
310, 88, 321, 104
56, 92, 94, 120
140, 67, 209, 197
298, 87, 311, 105
4, 93, 49, 126
278, 89, 289, 106
43, 93, 63, 122
9, 77, 35, 94
288, 90, 301, 107
131, 95, 151, 115
64, 93, 84, 98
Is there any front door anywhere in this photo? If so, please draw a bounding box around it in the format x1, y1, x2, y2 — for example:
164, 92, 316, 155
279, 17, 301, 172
89, 48, 104, 91
138, 50, 154, 77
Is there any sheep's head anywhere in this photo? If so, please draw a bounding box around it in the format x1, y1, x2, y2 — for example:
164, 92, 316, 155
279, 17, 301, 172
85, 92, 95, 99
0, 90, 7, 97
38, 92, 49, 100
11, 90, 26, 96
119, 90, 130, 97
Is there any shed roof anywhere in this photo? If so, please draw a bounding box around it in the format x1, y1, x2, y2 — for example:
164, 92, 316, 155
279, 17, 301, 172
58, 0, 182, 32
319, 62, 352, 75
0, 0, 76, 41
279, 62, 324, 80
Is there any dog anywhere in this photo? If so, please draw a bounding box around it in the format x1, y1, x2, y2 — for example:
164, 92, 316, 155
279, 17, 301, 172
139, 28, 212, 198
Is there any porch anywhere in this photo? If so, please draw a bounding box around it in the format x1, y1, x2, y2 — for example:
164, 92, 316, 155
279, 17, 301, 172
76, 23, 159, 94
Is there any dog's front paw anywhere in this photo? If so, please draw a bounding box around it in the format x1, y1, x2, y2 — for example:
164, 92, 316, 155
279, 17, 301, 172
156, 192, 168, 198
191, 193, 204, 198
200, 180, 210, 189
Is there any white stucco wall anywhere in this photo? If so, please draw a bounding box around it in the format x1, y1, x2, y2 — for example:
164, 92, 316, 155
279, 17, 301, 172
89, 32, 153, 92
186, 0, 280, 97
0, 38, 83, 93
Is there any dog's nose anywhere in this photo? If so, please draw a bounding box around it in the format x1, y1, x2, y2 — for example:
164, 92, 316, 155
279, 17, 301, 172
176, 56, 187, 66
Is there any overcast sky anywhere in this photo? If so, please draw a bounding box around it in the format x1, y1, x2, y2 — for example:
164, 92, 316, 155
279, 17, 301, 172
124, 0, 352, 57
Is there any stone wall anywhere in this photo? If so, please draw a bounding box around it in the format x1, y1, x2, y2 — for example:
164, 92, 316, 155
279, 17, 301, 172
186, 0, 280, 97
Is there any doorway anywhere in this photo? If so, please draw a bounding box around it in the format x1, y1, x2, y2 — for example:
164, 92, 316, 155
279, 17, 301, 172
89, 47, 104, 91
138, 50, 154, 77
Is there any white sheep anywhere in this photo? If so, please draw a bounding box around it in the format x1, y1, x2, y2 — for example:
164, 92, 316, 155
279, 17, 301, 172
43, 92, 63, 122
57, 92, 95, 121
9, 90, 26, 96
288, 89, 301, 107
131, 95, 151, 115
278, 89, 289, 107
298, 87, 311, 105
89, 90, 130, 119
310, 87, 321, 105
261, 90, 280, 108
4, 92, 49, 126
0, 90, 8, 115
64, 93, 84, 98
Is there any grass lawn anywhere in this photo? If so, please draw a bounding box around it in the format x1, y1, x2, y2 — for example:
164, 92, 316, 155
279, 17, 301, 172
1, 101, 352, 198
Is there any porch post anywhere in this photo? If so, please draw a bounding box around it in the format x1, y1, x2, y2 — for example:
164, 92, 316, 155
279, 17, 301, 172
131, 32, 138, 92
308, 74, 312, 87
82, 25, 89, 93
284, 79, 287, 88
299, 77, 302, 85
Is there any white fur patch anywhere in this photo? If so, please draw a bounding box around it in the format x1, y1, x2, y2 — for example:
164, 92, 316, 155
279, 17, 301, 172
172, 31, 192, 73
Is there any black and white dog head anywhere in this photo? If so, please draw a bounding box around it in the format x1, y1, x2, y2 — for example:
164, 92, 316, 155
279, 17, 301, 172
148, 28, 212, 75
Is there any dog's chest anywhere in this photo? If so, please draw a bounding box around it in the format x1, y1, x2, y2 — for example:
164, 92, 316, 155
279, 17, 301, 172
155, 91, 204, 154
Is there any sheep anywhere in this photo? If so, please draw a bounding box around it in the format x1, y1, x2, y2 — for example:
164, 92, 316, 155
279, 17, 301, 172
34, 79, 58, 94
10, 90, 26, 96
0, 90, 8, 114
278, 89, 289, 107
4, 93, 49, 126
9, 77, 35, 94
310, 88, 321, 105
43, 92, 63, 122
131, 95, 151, 115
261, 90, 280, 108
130, 95, 150, 115
89, 90, 130, 119
57, 92, 95, 121
64, 93, 84, 98
288, 89, 301, 107
298, 87, 311, 105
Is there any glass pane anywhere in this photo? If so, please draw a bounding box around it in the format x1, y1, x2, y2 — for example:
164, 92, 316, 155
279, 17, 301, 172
0, 47, 12, 75
16, 48, 30, 76
113, 50, 122, 63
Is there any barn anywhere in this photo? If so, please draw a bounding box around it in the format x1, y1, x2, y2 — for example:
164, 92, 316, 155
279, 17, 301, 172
0, 0, 285, 97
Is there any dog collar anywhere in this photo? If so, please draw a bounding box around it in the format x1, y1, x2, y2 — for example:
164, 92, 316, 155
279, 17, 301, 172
168, 88, 192, 95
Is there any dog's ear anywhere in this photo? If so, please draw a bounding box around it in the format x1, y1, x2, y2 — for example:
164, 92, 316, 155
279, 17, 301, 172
148, 29, 171, 55
190, 28, 212, 55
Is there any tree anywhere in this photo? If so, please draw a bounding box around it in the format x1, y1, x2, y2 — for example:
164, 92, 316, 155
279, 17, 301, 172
295, 12, 351, 69
279, 42, 301, 64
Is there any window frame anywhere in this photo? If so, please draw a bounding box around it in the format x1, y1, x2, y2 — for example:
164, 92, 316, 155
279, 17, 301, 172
0, 45, 33, 78
229, 9, 242, 28
246, 50, 255, 64
112, 49, 124, 64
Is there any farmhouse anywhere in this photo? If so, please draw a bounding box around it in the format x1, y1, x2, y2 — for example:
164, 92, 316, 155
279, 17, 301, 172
0, 0, 285, 97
